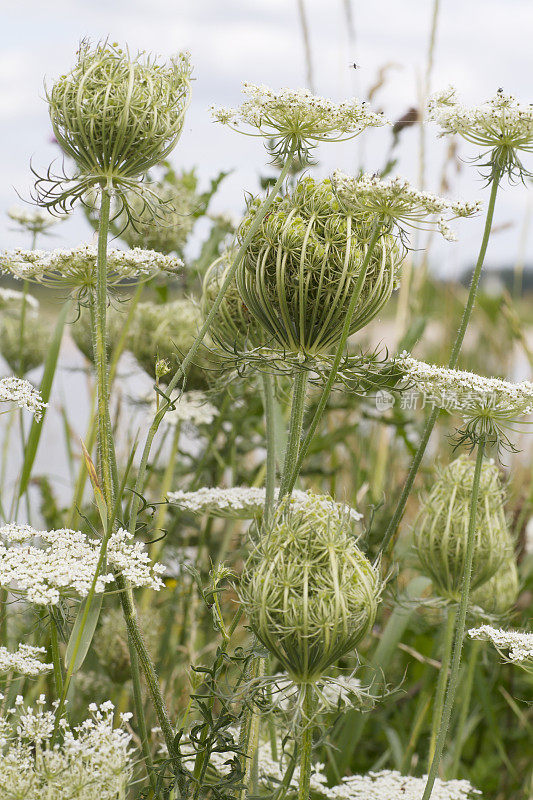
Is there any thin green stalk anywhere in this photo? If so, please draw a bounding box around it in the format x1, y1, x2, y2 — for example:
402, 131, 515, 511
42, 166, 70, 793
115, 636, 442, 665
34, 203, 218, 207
236, 656, 265, 800
128, 152, 295, 539
284, 220, 383, 495
129, 631, 157, 793
450, 638, 481, 777
428, 605, 457, 765
279, 371, 309, 500
298, 684, 315, 800
116, 572, 179, 766
261, 373, 277, 523
380, 169, 501, 556
93, 187, 114, 514
49, 610, 64, 697
422, 436, 486, 800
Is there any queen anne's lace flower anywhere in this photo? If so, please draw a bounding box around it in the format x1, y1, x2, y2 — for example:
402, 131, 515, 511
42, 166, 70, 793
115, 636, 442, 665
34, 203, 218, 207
0, 696, 133, 799
469, 625, 533, 663
167, 487, 362, 522
0, 245, 182, 299
332, 172, 480, 241
0, 523, 165, 605
0, 288, 39, 313
7, 206, 60, 235
321, 770, 481, 799
396, 353, 533, 448
0, 377, 47, 419
428, 87, 533, 179
0, 644, 52, 676
212, 83, 386, 160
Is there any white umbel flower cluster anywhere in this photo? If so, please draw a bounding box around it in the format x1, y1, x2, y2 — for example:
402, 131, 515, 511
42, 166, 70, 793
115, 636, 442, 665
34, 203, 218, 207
469, 625, 533, 663
212, 83, 385, 159
0, 245, 182, 296
428, 87, 533, 178
322, 770, 481, 800
0, 696, 133, 800
7, 206, 60, 235
332, 172, 480, 241
155, 391, 219, 427
0, 376, 47, 419
0, 644, 52, 676
0, 288, 39, 312
167, 487, 362, 522
396, 353, 533, 445
0, 523, 165, 605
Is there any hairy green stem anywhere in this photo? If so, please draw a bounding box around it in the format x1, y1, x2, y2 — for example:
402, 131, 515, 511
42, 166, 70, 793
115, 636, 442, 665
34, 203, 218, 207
236, 656, 265, 800
284, 219, 383, 495
380, 169, 501, 556
49, 610, 64, 697
428, 605, 457, 766
298, 684, 315, 800
422, 436, 486, 800
261, 373, 277, 522
129, 632, 157, 792
279, 371, 309, 500
450, 638, 481, 777
128, 152, 295, 538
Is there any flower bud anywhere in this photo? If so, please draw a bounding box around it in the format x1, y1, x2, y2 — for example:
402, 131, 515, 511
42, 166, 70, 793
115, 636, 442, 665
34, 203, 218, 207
201, 253, 263, 350
472, 556, 519, 616
241, 498, 381, 683
128, 298, 213, 390
236, 177, 402, 357
415, 455, 512, 601
47, 41, 191, 189
0, 314, 50, 375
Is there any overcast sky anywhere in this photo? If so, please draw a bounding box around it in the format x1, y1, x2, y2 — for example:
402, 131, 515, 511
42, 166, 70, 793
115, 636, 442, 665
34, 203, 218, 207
2, 0, 533, 277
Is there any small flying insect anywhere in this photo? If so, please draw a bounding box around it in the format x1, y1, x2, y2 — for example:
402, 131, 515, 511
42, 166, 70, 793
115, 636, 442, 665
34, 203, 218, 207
349, 62, 360, 69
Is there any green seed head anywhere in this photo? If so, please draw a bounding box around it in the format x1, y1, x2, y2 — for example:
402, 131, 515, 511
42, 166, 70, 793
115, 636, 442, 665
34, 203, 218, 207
236, 177, 402, 357
128, 298, 212, 389
201, 252, 263, 350
119, 174, 198, 255
415, 455, 512, 601
46, 40, 191, 201
0, 313, 50, 375
472, 556, 519, 616
241, 497, 381, 683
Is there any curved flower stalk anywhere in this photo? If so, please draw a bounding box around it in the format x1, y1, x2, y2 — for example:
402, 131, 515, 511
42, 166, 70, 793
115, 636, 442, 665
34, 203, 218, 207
396, 353, 533, 451
428, 86, 533, 180
468, 625, 533, 665
168, 486, 362, 522
0, 697, 133, 800
0, 376, 46, 419
212, 82, 386, 162
0, 643, 52, 676
0, 245, 181, 302
415, 455, 512, 601
241, 496, 381, 800
39, 40, 192, 216
0, 523, 165, 605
